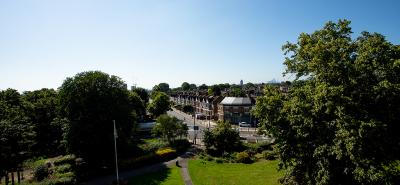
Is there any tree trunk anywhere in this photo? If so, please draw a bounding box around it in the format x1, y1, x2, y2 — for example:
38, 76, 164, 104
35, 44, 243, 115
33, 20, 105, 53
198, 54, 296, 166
11, 172, 14, 185
5, 172, 9, 185
17, 170, 20, 183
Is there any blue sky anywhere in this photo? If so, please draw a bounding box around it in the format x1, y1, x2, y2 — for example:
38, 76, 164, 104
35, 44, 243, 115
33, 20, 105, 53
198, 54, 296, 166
1, 0, 399, 91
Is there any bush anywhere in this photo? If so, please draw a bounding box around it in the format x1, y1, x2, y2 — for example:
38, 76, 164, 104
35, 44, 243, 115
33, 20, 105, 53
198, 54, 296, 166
139, 139, 169, 153
215, 158, 224, 163
236, 151, 252, 164
244, 142, 273, 154
120, 148, 177, 170
33, 164, 51, 181
182, 105, 194, 113
53, 155, 76, 166
54, 172, 75, 179
54, 164, 72, 173
155, 147, 177, 159
262, 150, 276, 160
171, 139, 191, 153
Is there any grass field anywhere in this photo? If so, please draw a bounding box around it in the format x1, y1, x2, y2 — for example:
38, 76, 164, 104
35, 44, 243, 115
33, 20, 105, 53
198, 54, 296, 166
128, 166, 184, 185
189, 159, 283, 185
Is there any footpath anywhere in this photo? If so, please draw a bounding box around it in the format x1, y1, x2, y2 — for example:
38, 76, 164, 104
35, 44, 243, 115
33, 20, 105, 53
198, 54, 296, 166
82, 148, 197, 185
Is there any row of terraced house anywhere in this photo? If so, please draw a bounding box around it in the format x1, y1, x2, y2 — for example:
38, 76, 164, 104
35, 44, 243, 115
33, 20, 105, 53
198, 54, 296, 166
170, 82, 291, 126
170, 92, 257, 126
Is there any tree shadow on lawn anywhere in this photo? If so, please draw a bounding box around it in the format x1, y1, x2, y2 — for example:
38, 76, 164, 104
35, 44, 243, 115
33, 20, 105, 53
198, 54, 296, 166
127, 167, 173, 185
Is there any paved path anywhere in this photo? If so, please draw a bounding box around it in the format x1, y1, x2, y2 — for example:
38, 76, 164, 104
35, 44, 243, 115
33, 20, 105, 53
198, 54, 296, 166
81, 148, 198, 185
177, 150, 196, 185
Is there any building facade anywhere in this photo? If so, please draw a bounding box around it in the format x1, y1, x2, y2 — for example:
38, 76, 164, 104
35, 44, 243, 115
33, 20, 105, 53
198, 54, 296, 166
217, 97, 254, 125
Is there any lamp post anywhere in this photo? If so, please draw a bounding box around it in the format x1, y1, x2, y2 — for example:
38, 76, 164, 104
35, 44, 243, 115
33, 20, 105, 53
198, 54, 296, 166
113, 120, 119, 185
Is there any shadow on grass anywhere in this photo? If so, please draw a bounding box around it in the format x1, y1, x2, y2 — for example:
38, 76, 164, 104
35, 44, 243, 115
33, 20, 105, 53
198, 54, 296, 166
128, 167, 172, 185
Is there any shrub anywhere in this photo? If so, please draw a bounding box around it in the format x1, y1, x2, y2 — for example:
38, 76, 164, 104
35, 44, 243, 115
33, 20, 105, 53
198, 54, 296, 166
54, 172, 75, 179
215, 158, 223, 163
120, 148, 176, 170
236, 151, 252, 164
33, 164, 51, 181
262, 150, 276, 160
171, 139, 191, 153
244, 142, 273, 154
155, 147, 177, 159
53, 155, 76, 166
54, 164, 72, 173
140, 140, 169, 153
204, 156, 214, 161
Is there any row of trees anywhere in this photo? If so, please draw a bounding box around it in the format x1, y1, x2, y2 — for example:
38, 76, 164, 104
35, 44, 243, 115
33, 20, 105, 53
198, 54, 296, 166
253, 20, 400, 184
1, 71, 174, 178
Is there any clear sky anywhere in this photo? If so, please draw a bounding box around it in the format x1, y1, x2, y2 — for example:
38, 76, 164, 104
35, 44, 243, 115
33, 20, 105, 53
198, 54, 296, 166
1, 0, 399, 91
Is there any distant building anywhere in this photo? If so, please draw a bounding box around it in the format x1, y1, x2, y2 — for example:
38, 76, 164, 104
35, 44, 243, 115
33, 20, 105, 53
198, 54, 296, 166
240, 80, 243, 86
218, 97, 254, 125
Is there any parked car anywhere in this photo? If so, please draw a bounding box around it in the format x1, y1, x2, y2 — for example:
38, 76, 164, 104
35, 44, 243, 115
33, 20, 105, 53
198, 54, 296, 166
239, 122, 251, 127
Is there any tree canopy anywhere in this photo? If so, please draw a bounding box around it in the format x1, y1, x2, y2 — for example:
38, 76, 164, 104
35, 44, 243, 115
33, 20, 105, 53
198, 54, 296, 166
147, 92, 171, 117
152, 114, 188, 144
181, 82, 190, 91
203, 121, 242, 156
0, 89, 34, 175
22, 88, 64, 157
58, 71, 137, 167
253, 20, 400, 184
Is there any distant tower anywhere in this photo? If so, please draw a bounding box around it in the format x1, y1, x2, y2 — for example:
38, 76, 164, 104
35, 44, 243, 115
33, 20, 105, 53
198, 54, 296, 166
240, 80, 243, 86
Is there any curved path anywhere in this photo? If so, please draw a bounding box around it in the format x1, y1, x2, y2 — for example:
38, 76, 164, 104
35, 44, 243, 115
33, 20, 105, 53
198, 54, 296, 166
81, 148, 197, 185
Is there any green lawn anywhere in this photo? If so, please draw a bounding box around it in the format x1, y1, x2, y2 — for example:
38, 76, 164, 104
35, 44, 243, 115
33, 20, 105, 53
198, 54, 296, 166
189, 159, 283, 185
128, 166, 184, 185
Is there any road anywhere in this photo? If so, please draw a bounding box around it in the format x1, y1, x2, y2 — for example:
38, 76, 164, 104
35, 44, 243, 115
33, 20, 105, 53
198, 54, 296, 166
167, 109, 208, 144
167, 109, 274, 144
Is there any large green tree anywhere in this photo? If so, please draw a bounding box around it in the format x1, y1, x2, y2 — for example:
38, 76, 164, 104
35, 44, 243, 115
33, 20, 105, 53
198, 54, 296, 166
22, 88, 63, 156
253, 20, 400, 184
131, 87, 149, 105
58, 71, 136, 167
203, 121, 242, 156
181, 82, 190, 91
158, 83, 170, 93
0, 89, 34, 176
152, 114, 188, 144
147, 92, 171, 117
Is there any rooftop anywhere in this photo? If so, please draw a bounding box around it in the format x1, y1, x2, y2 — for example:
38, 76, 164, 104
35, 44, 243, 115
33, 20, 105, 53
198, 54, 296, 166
220, 97, 252, 105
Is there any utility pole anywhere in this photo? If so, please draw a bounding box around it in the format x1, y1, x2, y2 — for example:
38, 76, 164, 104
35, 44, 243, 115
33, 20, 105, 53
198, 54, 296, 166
193, 110, 196, 145
113, 120, 119, 185
208, 110, 211, 129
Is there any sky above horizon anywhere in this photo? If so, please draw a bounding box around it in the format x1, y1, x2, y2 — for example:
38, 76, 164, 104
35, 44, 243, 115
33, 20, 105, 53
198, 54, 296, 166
1, 0, 399, 92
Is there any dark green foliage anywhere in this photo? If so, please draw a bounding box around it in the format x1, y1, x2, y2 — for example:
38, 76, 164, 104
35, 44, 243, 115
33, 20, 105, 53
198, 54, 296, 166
0, 89, 35, 175
131, 87, 149, 105
58, 71, 136, 168
22, 88, 64, 157
208, 85, 221, 96
253, 20, 400, 185
128, 91, 146, 120
199, 84, 208, 90
33, 164, 50, 181
203, 121, 242, 156
235, 151, 252, 164
147, 92, 171, 117
170, 139, 191, 154
119, 148, 177, 170
262, 150, 276, 160
152, 114, 188, 144
182, 105, 194, 113
53, 155, 76, 166
230, 87, 246, 97
153, 83, 170, 93
181, 82, 190, 91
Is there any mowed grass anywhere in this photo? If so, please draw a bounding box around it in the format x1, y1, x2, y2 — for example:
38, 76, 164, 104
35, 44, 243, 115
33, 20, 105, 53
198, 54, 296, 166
189, 159, 283, 185
128, 166, 184, 185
